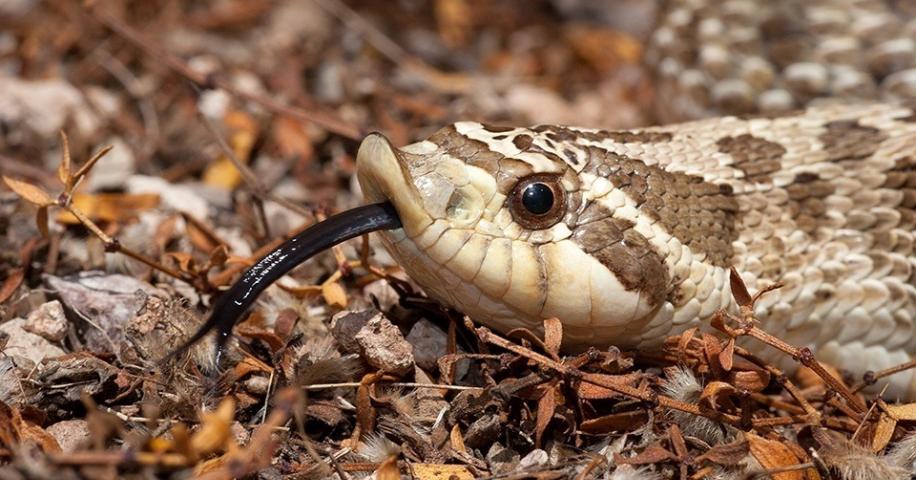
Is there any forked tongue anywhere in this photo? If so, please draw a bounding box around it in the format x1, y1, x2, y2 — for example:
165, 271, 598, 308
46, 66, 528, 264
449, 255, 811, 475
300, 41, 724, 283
161, 202, 401, 363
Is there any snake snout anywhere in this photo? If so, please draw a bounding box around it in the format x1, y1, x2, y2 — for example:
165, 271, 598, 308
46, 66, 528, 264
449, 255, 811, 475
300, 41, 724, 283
356, 133, 432, 236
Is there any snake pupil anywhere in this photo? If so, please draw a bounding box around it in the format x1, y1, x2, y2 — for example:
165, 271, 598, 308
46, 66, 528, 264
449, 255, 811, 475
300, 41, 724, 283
522, 182, 554, 215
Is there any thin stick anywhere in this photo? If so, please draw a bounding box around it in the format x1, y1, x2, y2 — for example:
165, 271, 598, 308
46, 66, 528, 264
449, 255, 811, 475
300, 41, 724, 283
302, 382, 483, 392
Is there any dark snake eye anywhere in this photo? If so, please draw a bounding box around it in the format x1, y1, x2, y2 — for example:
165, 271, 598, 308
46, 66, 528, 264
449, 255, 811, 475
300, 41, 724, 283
521, 182, 554, 215
508, 173, 567, 230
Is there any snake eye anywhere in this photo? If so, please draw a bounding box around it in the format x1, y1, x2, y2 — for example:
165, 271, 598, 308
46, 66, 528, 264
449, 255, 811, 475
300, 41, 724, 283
522, 183, 554, 214
508, 173, 567, 230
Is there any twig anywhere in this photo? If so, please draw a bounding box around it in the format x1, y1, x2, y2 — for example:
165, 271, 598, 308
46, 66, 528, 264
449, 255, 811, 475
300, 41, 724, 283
852, 358, 916, 393
302, 382, 483, 392
474, 326, 744, 428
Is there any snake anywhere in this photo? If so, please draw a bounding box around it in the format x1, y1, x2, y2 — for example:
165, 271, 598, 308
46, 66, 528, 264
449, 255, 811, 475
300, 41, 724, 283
169, 0, 916, 399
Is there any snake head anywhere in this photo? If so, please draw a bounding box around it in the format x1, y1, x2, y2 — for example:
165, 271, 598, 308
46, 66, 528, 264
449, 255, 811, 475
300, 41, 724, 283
357, 124, 682, 349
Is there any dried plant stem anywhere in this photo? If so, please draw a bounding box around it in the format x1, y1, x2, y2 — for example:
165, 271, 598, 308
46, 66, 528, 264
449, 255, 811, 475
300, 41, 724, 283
474, 326, 744, 428
61, 202, 188, 282
302, 382, 483, 391
721, 311, 866, 413
852, 358, 916, 393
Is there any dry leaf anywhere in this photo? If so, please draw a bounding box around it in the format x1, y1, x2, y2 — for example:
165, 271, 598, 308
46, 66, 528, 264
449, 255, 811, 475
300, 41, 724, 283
700, 381, 737, 410
273, 115, 314, 161
0, 269, 25, 305
321, 280, 348, 308
873, 411, 897, 452
729, 267, 753, 307
580, 410, 648, 434
411, 463, 474, 480
697, 438, 749, 466
190, 397, 236, 456
375, 454, 400, 480
3, 176, 55, 206
543, 317, 562, 358
535, 385, 557, 447
202, 110, 259, 189
450, 424, 467, 455
885, 402, 916, 420
57, 193, 160, 223
746, 433, 814, 480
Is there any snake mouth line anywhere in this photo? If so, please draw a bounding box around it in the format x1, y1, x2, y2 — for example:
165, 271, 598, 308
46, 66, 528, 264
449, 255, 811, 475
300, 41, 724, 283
162, 201, 402, 363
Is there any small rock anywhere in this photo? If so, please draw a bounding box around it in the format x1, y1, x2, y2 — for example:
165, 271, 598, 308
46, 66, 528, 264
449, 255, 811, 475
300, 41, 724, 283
0, 318, 65, 364
330, 310, 377, 354
244, 375, 271, 395
406, 319, 447, 371
24, 300, 68, 342
519, 449, 549, 470
0, 357, 23, 404
407, 319, 469, 379
46, 420, 90, 453
354, 313, 414, 376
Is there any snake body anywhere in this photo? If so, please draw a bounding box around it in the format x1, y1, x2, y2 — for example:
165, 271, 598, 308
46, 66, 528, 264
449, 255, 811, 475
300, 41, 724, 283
356, 102, 916, 398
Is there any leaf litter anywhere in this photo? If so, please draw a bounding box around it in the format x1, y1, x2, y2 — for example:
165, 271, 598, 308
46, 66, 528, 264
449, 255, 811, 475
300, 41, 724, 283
1, 1, 916, 479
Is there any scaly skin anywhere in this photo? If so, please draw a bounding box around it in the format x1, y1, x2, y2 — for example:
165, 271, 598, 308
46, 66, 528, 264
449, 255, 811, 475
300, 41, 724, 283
356, 103, 916, 399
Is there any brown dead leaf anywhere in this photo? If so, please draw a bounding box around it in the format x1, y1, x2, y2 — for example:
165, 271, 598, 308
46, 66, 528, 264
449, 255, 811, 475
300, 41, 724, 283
872, 411, 897, 452
885, 402, 916, 420
375, 454, 400, 480
190, 397, 236, 456
450, 424, 467, 455
696, 438, 749, 466
700, 381, 737, 410
719, 338, 735, 371
57, 193, 160, 223
535, 383, 557, 447
746, 433, 815, 480
411, 463, 474, 480
580, 410, 648, 434
729, 267, 753, 307
0, 269, 25, 305
202, 110, 259, 189
3, 176, 55, 206
614, 442, 675, 465
0, 401, 61, 453
321, 280, 348, 308
731, 368, 771, 393
273, 115, 314, 161
543, 317, 562, 359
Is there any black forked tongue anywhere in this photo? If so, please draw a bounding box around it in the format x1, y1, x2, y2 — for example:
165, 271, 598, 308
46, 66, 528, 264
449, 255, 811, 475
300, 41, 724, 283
161, 202, 401, 364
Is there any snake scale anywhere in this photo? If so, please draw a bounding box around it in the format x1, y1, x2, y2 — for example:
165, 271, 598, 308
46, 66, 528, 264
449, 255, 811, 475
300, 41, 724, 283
175, 0, 916, 399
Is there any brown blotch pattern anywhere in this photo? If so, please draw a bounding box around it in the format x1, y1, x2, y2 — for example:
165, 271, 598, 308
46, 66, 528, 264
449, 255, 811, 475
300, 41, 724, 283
481, 124, 514, 133
784, 172, 837, 234
531, 125, 674, 144
884, 156, 916, 234
585, 147, 740, 267
818, 120, 887, 162
716, 134, 787, 183
571, 204, 669, 307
